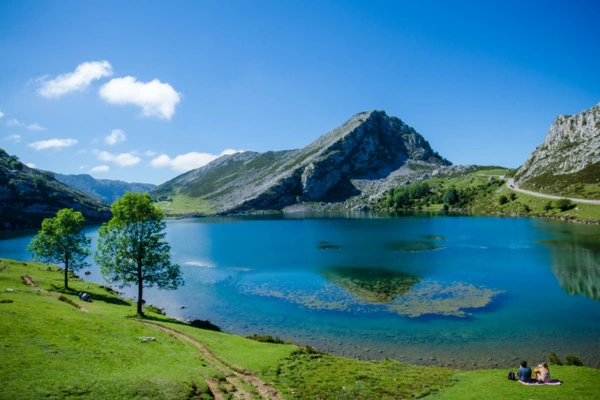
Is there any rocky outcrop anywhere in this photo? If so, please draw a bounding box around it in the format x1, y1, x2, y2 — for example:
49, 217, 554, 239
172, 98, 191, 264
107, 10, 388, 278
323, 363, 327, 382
516, 103, 600, 184
0, 149, 111, 229
151, 110, 451, 215
52, 173, 155, 203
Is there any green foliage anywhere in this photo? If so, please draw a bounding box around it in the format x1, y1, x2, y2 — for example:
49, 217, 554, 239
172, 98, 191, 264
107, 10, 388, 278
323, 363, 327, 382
498, 195, 508, 205
520, 161, 600, 200
565, 354, 583, 366
555, 198, 574, 211
508, 192, 516, 201
245, 334, 285, 344
544, 201, 553, 212
95, 193, 183, 315
27, 209, 91, 289
443, 187, 459, 205
549, 352, 563, 365
189, 319, 221, 331
33, 175, 48, 190
58, 294, 81, 309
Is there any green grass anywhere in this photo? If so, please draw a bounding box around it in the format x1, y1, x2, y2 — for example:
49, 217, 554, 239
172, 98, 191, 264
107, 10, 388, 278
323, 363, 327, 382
1, 258, 598, 399
156, 194, 216, 216
429, 366, 600, 400
519, 162, 600, 200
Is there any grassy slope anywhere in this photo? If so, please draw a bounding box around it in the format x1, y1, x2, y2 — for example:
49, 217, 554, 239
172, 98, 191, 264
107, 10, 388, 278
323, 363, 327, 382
518, 161, 600, 200
429, 367, 600, 400
389, 167, 600, 222
1, 259, 598, 399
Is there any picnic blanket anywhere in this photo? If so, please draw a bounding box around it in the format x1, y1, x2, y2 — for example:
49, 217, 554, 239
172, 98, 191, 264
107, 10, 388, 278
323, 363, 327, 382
519, 380, 561, 386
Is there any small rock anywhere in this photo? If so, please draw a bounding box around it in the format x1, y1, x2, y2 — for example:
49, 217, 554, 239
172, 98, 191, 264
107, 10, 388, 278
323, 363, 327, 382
140, 336, 155, 342
6, 288, 14, 292
180, 305, 186, 309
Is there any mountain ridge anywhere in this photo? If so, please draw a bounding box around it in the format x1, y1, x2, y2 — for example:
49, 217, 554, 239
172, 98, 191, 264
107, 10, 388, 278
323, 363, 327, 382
52, 172, 155, 203
151, 110, 451, 215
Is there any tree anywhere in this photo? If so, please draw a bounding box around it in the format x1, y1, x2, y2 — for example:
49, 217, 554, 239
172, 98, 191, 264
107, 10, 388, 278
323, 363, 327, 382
498, 195, 508, 205
443, 187, 459, 205
544, 201, 553, 212
555, 198, 573, 212
27, 208, 91, 290
95, 193, 183, 316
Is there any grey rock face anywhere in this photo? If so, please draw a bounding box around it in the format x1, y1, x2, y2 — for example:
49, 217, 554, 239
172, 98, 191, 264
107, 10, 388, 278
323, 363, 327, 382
151, 110, 451, 214
516, 103, 600, 184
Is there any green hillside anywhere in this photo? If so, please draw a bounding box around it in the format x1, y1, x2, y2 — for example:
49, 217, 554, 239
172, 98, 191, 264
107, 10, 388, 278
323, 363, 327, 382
2, 259, 599, 399
0, 149, 111, 229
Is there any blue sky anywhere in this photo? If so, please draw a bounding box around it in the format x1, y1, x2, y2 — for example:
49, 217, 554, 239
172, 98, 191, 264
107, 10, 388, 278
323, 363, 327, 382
0, 0, 599, 184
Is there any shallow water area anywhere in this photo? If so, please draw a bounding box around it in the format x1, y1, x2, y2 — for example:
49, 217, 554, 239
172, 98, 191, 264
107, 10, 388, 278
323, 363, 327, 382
2, 212, 600, 369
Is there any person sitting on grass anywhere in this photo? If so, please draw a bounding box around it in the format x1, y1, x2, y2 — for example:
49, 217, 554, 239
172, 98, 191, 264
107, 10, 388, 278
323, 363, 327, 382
534, 362, 551, 383
518, 361, 532, 382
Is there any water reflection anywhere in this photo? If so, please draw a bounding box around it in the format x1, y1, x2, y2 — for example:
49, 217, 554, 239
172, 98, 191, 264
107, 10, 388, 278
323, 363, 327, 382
543, 233, 600, 301
319, 266, 420, 303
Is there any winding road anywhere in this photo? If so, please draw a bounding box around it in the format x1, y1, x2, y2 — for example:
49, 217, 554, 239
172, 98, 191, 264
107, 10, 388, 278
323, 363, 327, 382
506, 179, 600, 205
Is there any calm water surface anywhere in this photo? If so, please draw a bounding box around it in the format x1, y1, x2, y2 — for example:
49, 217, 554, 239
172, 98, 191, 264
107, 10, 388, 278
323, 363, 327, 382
2, 212, 600, 369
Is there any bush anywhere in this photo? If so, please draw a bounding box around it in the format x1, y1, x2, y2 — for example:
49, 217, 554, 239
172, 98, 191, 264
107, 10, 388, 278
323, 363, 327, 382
544, 201, 553, 212
508, 193, 516, 201
0, 299, 14, 303
498, 195, 508, 205
565, 354, 584, 366
144, 305, 165, 315
548, 352, 563, 365
555, 198, 573, 211
245, 333, 284, 344
189, 319, 221, 332
58, 295, 81, 309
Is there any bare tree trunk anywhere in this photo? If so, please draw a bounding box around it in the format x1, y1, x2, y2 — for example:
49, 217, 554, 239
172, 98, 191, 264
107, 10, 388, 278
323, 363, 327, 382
137, 262, 144, 316
64, 257, 69, 290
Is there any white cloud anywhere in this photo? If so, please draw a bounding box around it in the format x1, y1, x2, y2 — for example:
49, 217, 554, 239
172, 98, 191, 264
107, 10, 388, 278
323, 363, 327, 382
105, 129, 126, 145
6, 118, 23, 127
28, 138, 77, 150
150, 149, 244, 173
25, 163, 36, 168
0, 111, 4, 118
27, 123, 46, 131
79, 165, 89, 170
38, 60, 113, 98
5, 134, 21, 143
94, 150, 140, 167
143, 150, 156, 157
90, 165, 110, 173
99, 76, 181, 120
184, 261, 215, 268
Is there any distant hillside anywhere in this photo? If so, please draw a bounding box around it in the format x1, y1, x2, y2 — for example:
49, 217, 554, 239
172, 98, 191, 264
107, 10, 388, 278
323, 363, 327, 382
0, 149, 111, 229
151, 110, 451, 215
515, 102, 600, 199
52, 173, 155, 203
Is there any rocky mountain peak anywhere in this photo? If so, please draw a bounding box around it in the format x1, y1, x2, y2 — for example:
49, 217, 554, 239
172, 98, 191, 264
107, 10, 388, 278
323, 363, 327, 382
516, 102, 600, 184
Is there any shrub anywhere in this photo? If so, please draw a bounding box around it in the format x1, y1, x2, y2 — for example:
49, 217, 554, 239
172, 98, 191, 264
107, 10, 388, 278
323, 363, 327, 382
58, 295, 81, 309
144, 305, 165, 315
548, 352, 563, 365
555, 198, 573, 211
245, 333, 284, 344
189, 319, 221, 332
498, 195, 508, 205
0, 299, 14, 303
565, 354, 583, 366
508, 193, 516, 201
544, 201, 553, 212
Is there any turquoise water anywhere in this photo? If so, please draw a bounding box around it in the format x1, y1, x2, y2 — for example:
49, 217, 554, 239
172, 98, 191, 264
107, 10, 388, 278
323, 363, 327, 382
2, 212, 600, 369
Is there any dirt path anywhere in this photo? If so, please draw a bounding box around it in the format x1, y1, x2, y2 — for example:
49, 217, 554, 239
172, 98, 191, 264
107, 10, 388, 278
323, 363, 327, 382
507, 179, 600, 204
138, 321, 283, 400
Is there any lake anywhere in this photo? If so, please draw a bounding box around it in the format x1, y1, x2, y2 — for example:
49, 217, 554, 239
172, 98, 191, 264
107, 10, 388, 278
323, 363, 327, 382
2, 212, 600, 369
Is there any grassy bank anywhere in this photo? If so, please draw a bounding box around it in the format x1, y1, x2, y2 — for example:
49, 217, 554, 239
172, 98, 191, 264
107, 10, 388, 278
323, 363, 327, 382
1, 258, 598, 399
378, 167, 600, 222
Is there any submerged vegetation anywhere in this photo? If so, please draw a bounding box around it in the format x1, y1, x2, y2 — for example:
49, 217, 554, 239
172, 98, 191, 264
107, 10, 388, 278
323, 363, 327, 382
385, 240, 442, 252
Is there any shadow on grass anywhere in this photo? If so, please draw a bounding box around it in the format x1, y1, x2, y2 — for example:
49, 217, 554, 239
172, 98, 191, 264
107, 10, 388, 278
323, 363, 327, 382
89, 292, 131, 306
128, 313, 222, 332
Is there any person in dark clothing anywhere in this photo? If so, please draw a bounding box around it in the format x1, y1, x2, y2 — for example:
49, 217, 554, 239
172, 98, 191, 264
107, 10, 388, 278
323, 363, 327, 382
518, 361, 532, 382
